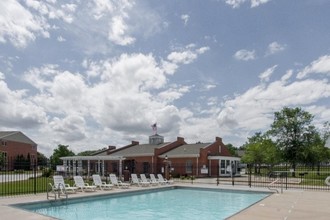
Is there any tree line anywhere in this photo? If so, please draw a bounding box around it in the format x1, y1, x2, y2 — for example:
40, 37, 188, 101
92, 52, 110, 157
238, 107, 330, 176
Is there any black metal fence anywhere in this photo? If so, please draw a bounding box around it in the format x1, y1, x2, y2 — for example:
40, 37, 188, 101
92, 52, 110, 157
1, 160, 330, 197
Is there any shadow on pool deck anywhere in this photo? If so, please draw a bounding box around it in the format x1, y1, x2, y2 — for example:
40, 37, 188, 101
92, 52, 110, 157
1, 183, 330, 220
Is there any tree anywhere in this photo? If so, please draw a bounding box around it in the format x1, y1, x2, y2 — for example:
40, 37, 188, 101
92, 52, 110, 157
241, 132, 279, 174
77, 150, 98, 156
270, 107, 315, 176
37, 152, 48, 167
50, 144, 75, 168
225, 143, 238, 157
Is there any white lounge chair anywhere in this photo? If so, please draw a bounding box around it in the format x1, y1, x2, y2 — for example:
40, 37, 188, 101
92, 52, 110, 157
74, 176, 97, 192
109, 174, 130, 188
157, 174, 174, 184
131, 173, 150, 187
53, 175, 77, 194
141, 174, 158, 186
92, 174, 113, 190
150, 174, 162, 185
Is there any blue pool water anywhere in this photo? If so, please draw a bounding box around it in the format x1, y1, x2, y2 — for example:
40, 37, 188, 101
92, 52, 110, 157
18, 187, 270, 220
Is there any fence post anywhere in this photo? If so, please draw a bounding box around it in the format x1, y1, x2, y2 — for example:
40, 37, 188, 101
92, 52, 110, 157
33, 159, 37, 194
248, 164, 252, 188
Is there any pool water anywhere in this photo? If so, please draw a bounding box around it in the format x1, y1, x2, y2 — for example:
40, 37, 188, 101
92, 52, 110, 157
18, 187, 270, 220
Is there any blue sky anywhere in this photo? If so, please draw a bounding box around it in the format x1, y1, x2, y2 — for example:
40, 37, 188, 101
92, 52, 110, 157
0, 0, 329, 156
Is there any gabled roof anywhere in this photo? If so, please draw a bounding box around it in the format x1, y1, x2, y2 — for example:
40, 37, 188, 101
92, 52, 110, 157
162, 143, 211, 158
0, 131, 37, 146
110, 142, 170, 157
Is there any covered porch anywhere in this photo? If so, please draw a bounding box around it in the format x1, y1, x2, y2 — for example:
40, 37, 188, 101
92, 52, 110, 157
59, 155, 126, 178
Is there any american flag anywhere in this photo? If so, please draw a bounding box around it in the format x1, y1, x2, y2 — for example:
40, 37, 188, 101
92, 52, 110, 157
151, 123, 157, 134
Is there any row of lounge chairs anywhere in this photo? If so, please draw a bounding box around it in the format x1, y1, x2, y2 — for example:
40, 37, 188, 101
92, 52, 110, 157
50, 173, 173, 197
131, 173, 173, 187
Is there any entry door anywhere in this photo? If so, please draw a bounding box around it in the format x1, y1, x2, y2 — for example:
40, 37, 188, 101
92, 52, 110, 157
219, 159, 231, 175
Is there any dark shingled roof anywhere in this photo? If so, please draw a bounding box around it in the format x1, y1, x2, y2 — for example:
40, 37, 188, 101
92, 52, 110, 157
110, 142, 170, 157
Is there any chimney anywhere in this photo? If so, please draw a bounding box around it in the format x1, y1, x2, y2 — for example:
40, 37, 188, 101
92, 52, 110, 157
108, 145, 116, 151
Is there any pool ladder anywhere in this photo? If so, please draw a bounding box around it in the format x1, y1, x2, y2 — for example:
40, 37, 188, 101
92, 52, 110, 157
47, 183, 68, 201
267, 178, 283, 194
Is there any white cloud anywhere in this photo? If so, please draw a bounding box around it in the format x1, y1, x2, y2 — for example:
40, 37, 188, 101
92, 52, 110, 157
259, 65, 277, 82
234, 49, 256, 61
181, 14, 190, 26
217, 71, 330, 143
50, 115, 87, 142
297, 55, 330, 79
0, 80, 47, 128
225, 0, 270, 8
90, 0, 115, 20
0, 72, 5, 80
225, 0, 246, 9
57, 36, 66, 42
158, 85, 191, 103
108, 16, 135, 46
167, 46, 210, 64
266, 41, 285, 56
0, 0, 50, 48
25, 1, 77, 23
251, 0, 271, 8
281, 69, 293, 82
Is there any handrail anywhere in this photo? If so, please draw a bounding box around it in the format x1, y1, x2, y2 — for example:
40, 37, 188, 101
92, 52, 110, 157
47, 183, 68, 201
268, 178, 280, 193
57, 183, 68, 200
47, 183, 57, 200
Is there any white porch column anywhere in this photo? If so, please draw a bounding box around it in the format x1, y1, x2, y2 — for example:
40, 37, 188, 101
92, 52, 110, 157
196, 157, 199, 176
87, 160, 90, 177
78, 160, 82, 176
102, 160, 105, 177
119, 159, 123, 178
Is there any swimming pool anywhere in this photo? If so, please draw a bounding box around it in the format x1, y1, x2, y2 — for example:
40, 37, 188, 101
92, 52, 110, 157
16, 187, 270, 220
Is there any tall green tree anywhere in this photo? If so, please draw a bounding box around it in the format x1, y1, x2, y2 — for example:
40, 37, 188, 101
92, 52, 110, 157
225, 143, 238, 157
37, 152, 48, 167
270, 107, 315, 176
241, 132, 279, 174
50, 144, 75, 168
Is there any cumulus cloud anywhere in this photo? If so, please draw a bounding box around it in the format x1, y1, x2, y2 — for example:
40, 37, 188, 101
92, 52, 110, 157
217, 71, 330, 144
266, 41, 285, 56
167, 45, 210, 64
108, 15, 135, 46
297, 55, 330, 79
225, 0, 247, 8
0, 72, 5, 80
57, 36, 66, 42
259, 65, 277, 82
0, 0, 50, 48
181, 14, 190, 26
225, 0, 271, 8
233, 49, 256, 61
251, 0, 271, 8
0, 80, 47, 128
50, 115, 87, 142
158, 85, 191, 103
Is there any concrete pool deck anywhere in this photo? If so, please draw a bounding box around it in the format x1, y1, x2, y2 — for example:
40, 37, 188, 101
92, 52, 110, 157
1, 183, 330, 220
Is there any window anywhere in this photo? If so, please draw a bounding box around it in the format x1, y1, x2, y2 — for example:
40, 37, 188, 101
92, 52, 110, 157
186, 160, 192, 174
1, 140, 7, 146
0, 151, 7, 170
143, 162, 150, 173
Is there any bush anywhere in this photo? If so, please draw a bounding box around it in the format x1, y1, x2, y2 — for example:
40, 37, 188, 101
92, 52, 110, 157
42, 168, 53, 177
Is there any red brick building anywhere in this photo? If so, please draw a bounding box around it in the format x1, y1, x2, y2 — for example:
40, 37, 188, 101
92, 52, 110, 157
0, 131, 38, 170
96, 134, 240, 178
60, 133, 240, 178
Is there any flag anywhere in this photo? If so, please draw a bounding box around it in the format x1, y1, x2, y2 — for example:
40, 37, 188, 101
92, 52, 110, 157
151, 123, 157, 134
